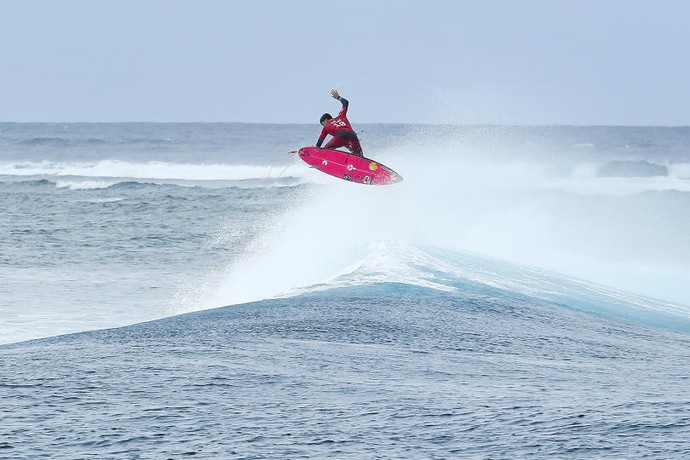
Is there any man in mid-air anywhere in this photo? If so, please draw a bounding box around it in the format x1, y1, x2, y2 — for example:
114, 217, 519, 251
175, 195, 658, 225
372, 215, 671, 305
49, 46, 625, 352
316, 89, 364, 157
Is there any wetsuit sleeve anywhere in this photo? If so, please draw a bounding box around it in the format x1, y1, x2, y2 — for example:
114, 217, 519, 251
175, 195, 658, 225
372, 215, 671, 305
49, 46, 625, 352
316, 126, 327, 147
337, 97, 349, 117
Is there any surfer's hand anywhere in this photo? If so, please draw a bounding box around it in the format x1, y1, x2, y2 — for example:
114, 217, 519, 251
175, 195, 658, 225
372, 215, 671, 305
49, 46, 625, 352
330, 89, 340, 99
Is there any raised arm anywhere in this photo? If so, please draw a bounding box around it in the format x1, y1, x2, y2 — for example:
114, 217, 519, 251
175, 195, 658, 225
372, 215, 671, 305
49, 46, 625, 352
331, 89, 349, 116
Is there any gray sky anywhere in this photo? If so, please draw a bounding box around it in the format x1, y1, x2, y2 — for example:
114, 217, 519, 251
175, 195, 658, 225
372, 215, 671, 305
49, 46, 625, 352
1, 0, 689, 124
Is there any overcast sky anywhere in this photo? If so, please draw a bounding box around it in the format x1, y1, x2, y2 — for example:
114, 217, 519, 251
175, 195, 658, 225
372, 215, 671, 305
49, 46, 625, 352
1, 0, 689, 125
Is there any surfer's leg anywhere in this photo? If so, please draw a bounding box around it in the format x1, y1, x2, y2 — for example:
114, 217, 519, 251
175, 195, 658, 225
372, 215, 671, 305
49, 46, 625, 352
324, 137, 347, 151
330, 130, 364, 157
348, 139, 364, 157
325, 138, 363, 156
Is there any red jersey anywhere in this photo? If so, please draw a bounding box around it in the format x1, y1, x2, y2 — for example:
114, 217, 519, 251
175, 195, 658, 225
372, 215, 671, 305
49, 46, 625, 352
317, 99, 355, 146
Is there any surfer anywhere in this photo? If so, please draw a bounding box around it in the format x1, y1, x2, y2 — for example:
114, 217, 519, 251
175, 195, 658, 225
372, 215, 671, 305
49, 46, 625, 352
316, 89, 364, 157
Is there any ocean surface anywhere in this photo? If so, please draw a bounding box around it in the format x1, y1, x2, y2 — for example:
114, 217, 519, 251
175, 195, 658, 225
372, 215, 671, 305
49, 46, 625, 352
2, 123, 690, 458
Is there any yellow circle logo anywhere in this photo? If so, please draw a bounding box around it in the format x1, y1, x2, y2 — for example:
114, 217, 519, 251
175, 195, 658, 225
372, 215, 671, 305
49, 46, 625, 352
369, 162, 379, 171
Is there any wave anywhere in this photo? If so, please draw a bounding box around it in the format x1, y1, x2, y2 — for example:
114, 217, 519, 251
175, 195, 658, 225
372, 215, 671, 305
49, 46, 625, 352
572, 160, 690, 180
55, 179, 118, 190
0, 176, 305, 192
561, 160, 690, 196
0, 159, 308, 189
175, 239, 690, 333
17, 136, 72, 146
315, 245, 690, 332
596, 160, 668, 178
25, 137, 108, 146
670, 162, 690, 179
0, 159, 286, 180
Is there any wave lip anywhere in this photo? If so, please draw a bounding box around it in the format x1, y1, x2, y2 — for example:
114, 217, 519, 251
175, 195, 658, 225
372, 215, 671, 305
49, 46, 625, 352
278, 243, 459, 297
273, 243, 690, 333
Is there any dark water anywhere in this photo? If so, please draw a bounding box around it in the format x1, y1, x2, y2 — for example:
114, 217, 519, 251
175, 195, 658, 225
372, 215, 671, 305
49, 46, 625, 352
3, 282, 690, 459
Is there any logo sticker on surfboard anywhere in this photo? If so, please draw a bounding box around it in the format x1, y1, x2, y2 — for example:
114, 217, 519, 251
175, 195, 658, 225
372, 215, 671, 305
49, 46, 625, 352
369, 162, 379, 171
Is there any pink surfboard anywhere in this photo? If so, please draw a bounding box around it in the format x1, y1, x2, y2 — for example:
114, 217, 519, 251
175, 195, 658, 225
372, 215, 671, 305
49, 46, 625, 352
297, 147, 403, 185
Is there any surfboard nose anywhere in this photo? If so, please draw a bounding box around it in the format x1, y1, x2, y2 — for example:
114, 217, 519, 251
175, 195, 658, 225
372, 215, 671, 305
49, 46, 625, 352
389, 172, 404, 183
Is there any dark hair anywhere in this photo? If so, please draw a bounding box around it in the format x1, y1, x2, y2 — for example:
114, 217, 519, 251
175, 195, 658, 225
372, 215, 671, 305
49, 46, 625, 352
320, 113, 332, 124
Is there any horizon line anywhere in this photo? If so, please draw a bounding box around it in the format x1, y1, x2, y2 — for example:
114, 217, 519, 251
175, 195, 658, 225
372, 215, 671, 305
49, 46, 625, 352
1, 121, 689, 128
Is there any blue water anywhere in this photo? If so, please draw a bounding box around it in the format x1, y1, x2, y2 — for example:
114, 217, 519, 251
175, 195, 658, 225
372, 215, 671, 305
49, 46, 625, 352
2, 123, 690, 458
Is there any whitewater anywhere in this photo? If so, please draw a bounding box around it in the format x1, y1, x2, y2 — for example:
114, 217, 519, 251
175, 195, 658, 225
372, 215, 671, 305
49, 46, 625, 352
2, 123, 690, 458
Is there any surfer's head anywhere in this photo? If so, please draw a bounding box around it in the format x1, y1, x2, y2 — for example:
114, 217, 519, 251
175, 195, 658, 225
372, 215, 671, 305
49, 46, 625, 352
320, 113, 332, 125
